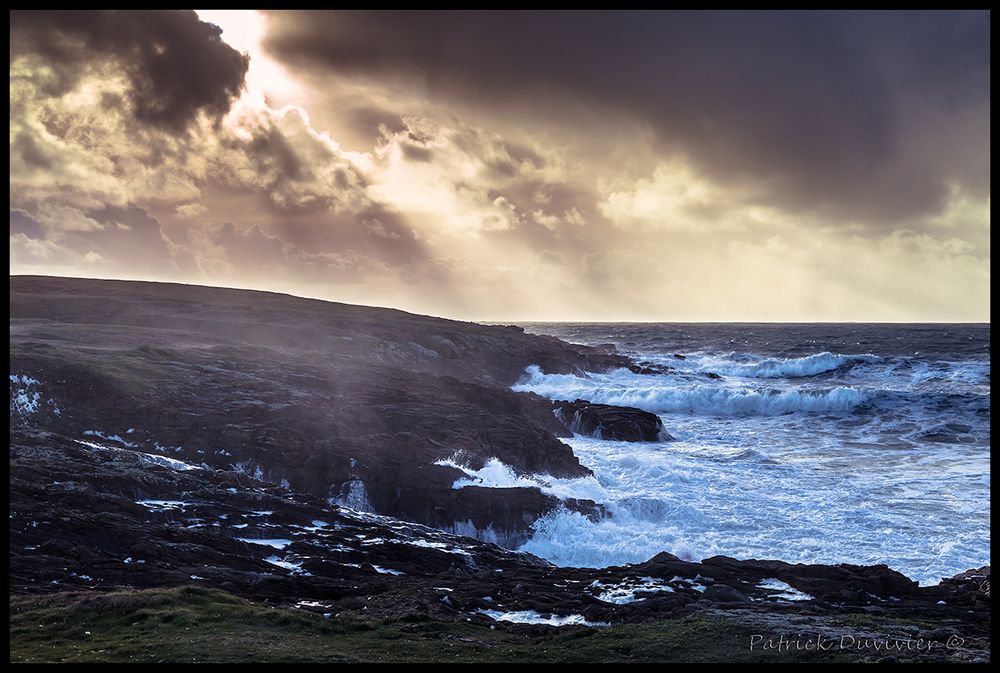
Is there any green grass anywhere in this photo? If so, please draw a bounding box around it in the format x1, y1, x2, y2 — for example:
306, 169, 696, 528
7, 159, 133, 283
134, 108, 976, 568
10, 586, 863, 663
11, 343, 175, 399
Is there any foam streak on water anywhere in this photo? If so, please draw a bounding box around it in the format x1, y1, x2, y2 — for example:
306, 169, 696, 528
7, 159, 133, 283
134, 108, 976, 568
511, 323, 990, 586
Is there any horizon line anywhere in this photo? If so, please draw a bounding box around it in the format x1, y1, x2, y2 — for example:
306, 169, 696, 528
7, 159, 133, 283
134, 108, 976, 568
9, 273, 990, 326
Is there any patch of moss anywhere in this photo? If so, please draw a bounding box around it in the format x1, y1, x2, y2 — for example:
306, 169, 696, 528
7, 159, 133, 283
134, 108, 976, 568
11, 344, 175, 399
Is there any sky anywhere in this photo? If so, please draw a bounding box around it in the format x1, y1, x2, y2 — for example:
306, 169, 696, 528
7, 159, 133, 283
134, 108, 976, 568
9, 10, 991, 321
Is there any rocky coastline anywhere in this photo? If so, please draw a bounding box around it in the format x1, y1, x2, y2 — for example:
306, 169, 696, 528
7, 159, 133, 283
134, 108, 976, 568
9, 276, 990, 663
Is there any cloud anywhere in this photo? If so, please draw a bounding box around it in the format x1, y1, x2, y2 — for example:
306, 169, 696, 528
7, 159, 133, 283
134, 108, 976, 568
367, 117, 593, 237
8, 10, 989, 321
599, 161, 748, 233
9, 210, 45, 240
10, 45, 216, 213
176, 203, 208, 218
207, 221, 290, 271
9, 203, 197, 277
36, 204, 106, 232
192, 221, 410, 296
11, 10, 248, 130
265, 10, 989, 227
215, 104, 371, 214
533, 207, 585, 232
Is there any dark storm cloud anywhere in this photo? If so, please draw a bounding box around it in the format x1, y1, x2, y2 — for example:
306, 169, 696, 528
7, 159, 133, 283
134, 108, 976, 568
188, 174, 429, 271
265, 9, 989, 224
247, 123, 313, 186
10, 10, 248, 130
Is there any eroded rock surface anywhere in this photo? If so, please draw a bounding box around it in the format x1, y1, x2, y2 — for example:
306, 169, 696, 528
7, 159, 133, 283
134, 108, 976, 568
10, 276, 633, 542
9, 428, 989, 662
554, 399, 670, 442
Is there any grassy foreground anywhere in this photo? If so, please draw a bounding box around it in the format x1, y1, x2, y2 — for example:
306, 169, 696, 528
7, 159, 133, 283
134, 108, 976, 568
9, 586, 865, 663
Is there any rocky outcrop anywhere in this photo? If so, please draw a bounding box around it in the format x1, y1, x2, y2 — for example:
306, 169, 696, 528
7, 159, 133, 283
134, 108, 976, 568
9, 428, 991, 662
8, 276, 991, 663
554, 399, 671, 442
927, 565, 991, 605
628, 362, 675, 375
10, 276, 640, 543
9, 276, 630, 386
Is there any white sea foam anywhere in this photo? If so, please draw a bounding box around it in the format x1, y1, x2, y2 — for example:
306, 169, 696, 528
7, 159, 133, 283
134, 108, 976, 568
83, 430, 139, 448
513, 365, 867, 416
436, 457, 540, 490
75, 438, 200, 472
332, 479, 375, 512
296, 600, 333, 608
677, 352, 881, 379
397, 538, 473, 556
475, 609, 607, 627
515, 433, 990, 586
9, 374, 40, 386
136, 452, 200, 471
589, 576, 675, 604
237, 538, 294, 549
757, 578, 814, 602
436, 384, 986, 585
371, 564, 405, 575
469, 327, 989, 588
10, 374, 42, 415
435, 457, 606, 501
265, 556, 311, 575
136, 499, 191, 511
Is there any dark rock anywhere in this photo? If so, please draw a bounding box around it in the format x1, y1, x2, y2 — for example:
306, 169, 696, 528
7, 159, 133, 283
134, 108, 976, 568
702, 584, 749, 604
6, 277, 993, 664
9, 276, 638, 543
553, 399, 670, 442
8, 427, 992, 661
628, 362, 674, 375
928, 565, 990, 605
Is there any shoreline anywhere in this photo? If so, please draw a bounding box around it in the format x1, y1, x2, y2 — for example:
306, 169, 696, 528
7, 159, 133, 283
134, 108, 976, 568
9, 276, 991, 662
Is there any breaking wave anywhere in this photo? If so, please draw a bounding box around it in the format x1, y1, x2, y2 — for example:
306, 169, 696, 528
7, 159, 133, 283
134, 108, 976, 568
684, 351, 881, 379
508, 324, 989, 585
513, 365, 868, 416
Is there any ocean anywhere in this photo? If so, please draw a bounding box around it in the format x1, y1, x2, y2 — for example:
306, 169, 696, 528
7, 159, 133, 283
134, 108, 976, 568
505, 323, 990, 585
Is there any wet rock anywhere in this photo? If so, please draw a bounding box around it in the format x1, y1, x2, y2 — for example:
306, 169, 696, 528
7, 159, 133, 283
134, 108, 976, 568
702, 584, 750, 604
628, 362, 675, 375
6, 277, 993, 664
9, 427, 991, 661
10, 276, 637, 542
554, 399, 669, 442
930, 565, 990, 605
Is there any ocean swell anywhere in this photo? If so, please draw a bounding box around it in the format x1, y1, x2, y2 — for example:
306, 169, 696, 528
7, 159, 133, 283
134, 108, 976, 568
682, 351, 880, 379
513, 365, 867, 416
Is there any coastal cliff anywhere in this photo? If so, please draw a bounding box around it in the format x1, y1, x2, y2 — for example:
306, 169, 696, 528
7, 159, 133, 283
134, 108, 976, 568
9, 277, 990, 663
